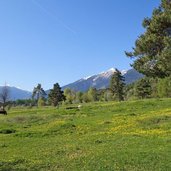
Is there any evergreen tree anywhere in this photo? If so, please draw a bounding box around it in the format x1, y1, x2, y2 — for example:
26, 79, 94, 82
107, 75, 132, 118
126, 0, 171, 78
110, 69, 125, 101
135, 78, 152, 99
48, 83, 65, 107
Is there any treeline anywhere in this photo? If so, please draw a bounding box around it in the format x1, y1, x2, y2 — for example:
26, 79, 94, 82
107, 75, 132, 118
125, 76, 171, 100
12, 72, 171, 107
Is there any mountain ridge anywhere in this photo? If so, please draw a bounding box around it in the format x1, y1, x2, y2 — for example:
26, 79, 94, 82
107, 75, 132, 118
62, 68, 144, 92
0, 68, 144, 99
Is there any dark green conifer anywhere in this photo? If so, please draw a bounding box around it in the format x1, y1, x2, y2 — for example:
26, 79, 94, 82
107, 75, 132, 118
48, 83, 65, 107
126, 0, 171, 78
135, 78, 152, 99
110, 69, 125, 101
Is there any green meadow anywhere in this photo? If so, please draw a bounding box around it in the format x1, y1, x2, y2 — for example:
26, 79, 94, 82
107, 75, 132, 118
0, 99, 171, 171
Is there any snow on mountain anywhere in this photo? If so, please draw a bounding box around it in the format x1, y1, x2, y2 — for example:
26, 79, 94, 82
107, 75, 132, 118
0, 68, 144, 99
62, 68, 144, 92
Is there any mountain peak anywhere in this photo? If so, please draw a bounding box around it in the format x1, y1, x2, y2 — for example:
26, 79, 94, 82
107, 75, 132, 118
62, 68, 144, 92
108, 68, 116, 72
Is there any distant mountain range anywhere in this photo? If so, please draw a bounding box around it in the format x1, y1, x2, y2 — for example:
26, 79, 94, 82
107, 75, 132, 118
0, 86, 32, 100
0, 68, 143, 100
62, 68, 144, 92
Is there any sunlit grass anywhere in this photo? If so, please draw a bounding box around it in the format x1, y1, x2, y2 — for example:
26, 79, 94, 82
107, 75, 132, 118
0, 98, 171, 170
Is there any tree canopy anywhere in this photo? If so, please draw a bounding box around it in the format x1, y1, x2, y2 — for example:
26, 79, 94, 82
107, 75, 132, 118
110, 69, 125, 101
32, 84, 46, 101
48, 83, 65, 107
126, 0, 171, 78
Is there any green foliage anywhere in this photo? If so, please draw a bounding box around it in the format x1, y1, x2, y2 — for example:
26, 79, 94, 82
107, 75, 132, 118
32, 84, 46, 103
103, 89, 113, 101
64, 88, 76, 104
125, 76, 171, 100
82, 92, 91, 103
110, 68, 125, 101
0, 99, 171, 170
126, 0, 171, 78
14, 99, 36, 106
48, 83, 65, 107
87, 87, 98, 102
157, 76, 171, 97
38, 97, 46, 107
134, 78, 152, 99
75, 91, 83, 103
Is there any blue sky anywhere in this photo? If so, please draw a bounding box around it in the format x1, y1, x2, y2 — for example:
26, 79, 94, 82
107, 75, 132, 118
0, 0, 160, 91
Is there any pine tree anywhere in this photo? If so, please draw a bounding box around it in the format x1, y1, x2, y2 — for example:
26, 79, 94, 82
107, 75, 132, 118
48, 83, 65, 107
135, 78, 152, 99
126, 0, 171, 78
110, 69, 125, 101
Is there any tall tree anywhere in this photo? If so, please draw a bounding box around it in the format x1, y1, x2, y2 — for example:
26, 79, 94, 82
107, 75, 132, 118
0, 84, 10, 110
110, 69, 125, 101
32, 84, 46, 102
48, 83, 65, 107
126, 0, 171, 78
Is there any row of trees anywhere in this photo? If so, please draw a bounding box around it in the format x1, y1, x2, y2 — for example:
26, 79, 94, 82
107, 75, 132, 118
31, 83, 65, 107
125, 76, 171, 100
2, 73, 170, 109
10, 69, 125, 108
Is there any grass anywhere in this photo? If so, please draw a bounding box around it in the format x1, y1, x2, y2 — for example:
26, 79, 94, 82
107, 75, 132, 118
0, 98, 171, 171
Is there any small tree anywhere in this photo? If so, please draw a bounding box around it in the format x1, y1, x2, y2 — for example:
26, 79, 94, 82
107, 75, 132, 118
87, 87, 98, 102
135, 78, 152, 99
48, 83, 65, 107
75, 91, 83, 103
104, 89, 113, 101
64, 88, 76, 104
38, 97, 46, 107
82, 93, 91, 103
32, 84, 46, 104
0, 84, 10, 110
157, 76, 171, 98
110, 68, 125, 101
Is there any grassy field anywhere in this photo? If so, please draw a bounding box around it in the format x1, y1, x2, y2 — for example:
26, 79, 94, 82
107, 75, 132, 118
0, 99, 171, 171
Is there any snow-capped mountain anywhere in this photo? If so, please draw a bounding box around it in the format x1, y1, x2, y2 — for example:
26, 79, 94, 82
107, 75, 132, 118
0, 86, 32, 100
0, 68, 144, 100
62, 68, 144, 92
